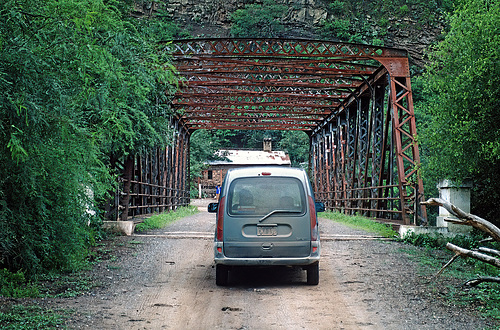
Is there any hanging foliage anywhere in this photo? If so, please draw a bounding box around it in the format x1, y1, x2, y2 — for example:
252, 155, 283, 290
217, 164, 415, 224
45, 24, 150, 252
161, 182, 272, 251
420, 0, 500, 223
0, 0, 181, 274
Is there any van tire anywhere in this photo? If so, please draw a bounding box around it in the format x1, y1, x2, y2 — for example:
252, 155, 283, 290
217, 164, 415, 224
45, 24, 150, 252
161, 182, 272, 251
216, 265, 228, 286
306, 262, 319, 285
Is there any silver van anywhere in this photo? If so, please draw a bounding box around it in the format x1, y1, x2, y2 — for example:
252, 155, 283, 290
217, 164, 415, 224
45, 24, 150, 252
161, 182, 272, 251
208, 166, 324, 286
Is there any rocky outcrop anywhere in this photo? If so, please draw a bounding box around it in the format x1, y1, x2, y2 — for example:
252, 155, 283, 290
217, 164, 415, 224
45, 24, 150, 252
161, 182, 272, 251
132, 0, 445, 68
382, 18, 445, 68
133, 0, 328, 36
159, 0, 328, 27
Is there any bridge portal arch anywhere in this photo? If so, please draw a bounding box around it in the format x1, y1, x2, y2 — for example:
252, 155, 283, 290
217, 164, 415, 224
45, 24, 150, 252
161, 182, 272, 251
112, 38, 427, 226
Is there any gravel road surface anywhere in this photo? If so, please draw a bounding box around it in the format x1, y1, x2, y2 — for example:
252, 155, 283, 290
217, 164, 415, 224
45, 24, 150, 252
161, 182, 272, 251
55, 199, 495, 329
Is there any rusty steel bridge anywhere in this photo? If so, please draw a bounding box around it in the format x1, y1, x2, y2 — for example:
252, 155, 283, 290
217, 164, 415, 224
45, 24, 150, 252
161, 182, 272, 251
108, 38, 427, 226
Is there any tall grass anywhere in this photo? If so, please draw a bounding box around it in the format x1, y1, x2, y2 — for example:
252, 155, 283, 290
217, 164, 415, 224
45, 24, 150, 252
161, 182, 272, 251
0, 305, 68, 329
135, 205, 199, 232
319, 211, 398, 238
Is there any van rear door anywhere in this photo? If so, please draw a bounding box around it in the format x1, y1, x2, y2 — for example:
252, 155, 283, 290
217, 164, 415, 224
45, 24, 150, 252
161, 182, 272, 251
223, 176, 311, 258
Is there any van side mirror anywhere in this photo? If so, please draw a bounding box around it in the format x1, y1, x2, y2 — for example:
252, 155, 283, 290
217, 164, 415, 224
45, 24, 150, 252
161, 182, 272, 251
208, 202, 218, 213
315, 202, 325, 213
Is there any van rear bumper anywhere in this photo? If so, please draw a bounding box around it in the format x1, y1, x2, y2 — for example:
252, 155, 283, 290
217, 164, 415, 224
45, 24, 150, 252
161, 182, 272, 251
214, 241, 320, 266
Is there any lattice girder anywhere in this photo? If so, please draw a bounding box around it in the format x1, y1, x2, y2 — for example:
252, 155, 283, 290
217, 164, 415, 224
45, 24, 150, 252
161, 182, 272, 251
166, 38, 401, 132
166, 38, 426, 224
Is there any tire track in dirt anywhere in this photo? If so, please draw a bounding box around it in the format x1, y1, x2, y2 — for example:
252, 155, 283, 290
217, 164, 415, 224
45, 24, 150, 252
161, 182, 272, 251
102, 208, 379, 329
62, 199, 497, 329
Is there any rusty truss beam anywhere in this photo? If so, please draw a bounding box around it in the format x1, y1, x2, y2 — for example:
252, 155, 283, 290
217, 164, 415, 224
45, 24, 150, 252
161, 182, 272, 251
168, 38, 406, 58
165, 38, 392, 132
164, 38, 427, 225
104, 119, 191, 221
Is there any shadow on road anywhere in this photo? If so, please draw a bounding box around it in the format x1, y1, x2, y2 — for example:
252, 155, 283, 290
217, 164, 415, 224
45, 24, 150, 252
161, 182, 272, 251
223, 265, 310, 288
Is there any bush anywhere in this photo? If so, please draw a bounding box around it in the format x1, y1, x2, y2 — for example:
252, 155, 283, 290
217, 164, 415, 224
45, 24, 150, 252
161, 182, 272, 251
400, 229, 494, 251
230, 0, 287, 37
0, 269, 39, 298
328, 0, 346, 15
320, 19, 351, 41
0, 305, 67, 329
399, 4, 409, 16
0, 0, 180, 276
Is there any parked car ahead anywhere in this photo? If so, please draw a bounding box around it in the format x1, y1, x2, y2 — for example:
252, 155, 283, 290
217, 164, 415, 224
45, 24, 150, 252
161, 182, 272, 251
208, 166, 325, 286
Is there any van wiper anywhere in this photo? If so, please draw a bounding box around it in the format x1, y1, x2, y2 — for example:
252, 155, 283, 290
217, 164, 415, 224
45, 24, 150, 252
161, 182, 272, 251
259, 209, 301, 222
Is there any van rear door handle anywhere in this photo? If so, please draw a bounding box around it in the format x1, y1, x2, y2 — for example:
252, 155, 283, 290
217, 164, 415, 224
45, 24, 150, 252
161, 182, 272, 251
261, 243, 273, 250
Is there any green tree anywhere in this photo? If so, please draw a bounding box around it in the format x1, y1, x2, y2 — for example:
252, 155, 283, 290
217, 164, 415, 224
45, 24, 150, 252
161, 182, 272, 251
420, 0, 500, 223
189, 130, 226, 183
0, 0, 180, 274
230, 0, 288, 37
278, 131, 310, 167
189, 129, 310, 182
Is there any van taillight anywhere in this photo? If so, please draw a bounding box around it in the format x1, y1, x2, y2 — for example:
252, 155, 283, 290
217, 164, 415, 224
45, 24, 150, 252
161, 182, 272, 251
308, 196, 318, 241
216, 196, 225, 241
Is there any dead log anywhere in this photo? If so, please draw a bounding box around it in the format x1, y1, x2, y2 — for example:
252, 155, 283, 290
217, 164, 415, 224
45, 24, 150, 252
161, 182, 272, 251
446, 243, 500, 268
422, 198, 500, 285
432, 243, 500, 281
421, 198, 500, 242
476, 247, 500, 258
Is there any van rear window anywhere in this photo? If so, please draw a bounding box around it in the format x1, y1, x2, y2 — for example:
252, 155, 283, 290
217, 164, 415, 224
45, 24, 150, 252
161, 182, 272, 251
227, 177, 306, 216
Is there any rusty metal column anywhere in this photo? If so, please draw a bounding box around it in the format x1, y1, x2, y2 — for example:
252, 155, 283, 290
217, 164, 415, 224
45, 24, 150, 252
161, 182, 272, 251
390, 77, 411, 224
185, 131, 191, 205
356, 95, 371, 214
330, 124, 339, 211
120, 155, 134, 221
325, 126, 333, 210
161, 146, 168, 213
345, 102, 357, 214
338, 115, 348, 213
179, 129, 189, 206
168, 119, 176, 210
316, 131, 325, 202
148, 152, 153, 214
173, 122, 181, 210
377, 57, 427, 224
168, 139, 174, 210
371, 81, 386, 217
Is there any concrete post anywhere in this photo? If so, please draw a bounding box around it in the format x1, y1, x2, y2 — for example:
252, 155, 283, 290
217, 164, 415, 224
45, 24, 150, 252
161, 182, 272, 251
436, 179, 473, 234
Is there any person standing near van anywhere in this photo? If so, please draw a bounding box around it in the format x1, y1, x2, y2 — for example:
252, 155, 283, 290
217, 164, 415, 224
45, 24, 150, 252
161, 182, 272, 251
215, 185, 221, 200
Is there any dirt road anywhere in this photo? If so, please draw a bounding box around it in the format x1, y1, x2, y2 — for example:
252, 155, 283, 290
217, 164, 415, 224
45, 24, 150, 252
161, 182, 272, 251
61, 200, 494, 329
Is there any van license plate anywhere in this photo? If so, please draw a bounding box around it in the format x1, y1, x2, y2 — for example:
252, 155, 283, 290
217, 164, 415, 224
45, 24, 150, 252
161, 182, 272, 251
257, 226, 277, 236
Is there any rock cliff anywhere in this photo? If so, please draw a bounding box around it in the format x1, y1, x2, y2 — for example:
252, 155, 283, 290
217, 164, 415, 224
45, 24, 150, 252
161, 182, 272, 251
133, 0, 445, 68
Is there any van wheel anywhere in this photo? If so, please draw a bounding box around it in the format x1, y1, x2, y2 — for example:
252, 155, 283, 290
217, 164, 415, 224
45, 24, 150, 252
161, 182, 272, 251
306, 262, 319, 285
216, 265, 228, 286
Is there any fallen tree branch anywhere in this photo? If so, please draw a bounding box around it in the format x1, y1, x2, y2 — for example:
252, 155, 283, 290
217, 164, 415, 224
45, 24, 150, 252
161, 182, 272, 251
446, 243, 500, 268
421, 198, 500, 242
422, 198, 500, 287
434, 244, 500, 281
463, 276, 500, 288
479, 237, 494, 243
433, 253, 460, 279
476, 247, 500, 258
